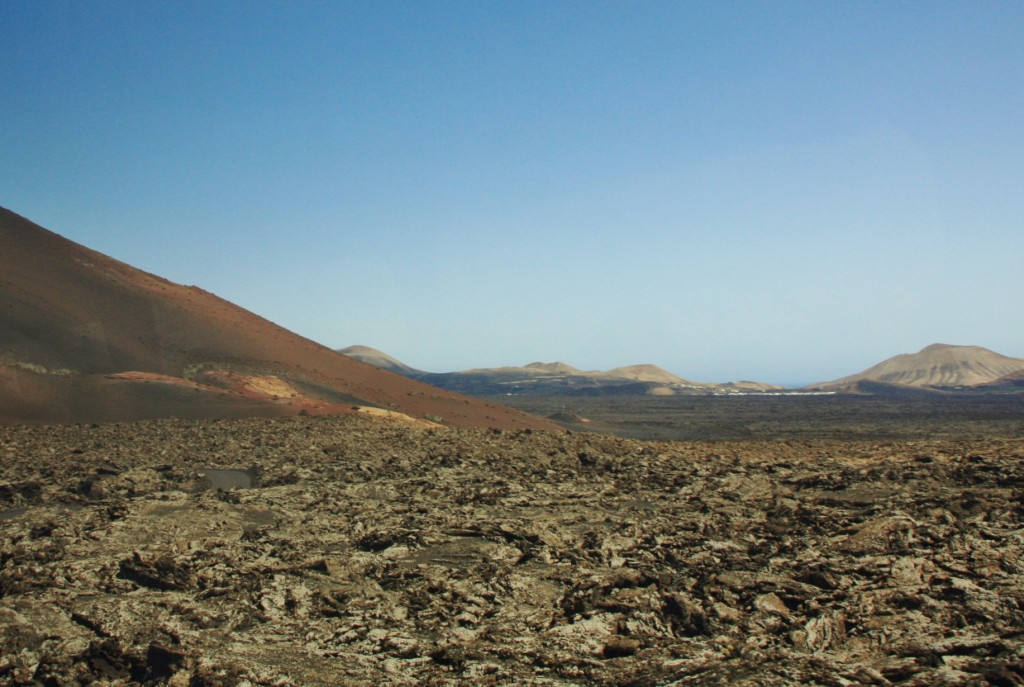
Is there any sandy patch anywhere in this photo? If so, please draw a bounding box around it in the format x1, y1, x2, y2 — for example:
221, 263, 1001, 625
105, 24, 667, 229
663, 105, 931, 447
356, 405, 442, 428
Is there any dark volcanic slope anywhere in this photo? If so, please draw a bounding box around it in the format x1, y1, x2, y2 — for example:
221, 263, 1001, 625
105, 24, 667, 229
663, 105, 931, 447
2, 416, 1023, 685
984, 369, 1024, 389
0, 207, 557, 430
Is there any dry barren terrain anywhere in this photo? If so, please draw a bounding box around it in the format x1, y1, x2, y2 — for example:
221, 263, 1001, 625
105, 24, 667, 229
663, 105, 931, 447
2, 414, 1024, 685
495, 394, 1024, 442
0, 207, 555, 431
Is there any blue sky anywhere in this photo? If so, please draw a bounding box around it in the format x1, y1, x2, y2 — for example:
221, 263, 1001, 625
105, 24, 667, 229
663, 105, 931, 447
3, 1, 1023, 384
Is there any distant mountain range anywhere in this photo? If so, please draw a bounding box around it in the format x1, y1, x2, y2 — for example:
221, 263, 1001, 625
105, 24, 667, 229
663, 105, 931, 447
342, 344, 1024, 397
0, 207, 557, 430
338, 346, 785, 396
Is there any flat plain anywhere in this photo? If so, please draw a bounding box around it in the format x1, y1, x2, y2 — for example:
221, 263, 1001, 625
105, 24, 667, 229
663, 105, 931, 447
492, 393, 1024, 442
1, 396, 1023, 685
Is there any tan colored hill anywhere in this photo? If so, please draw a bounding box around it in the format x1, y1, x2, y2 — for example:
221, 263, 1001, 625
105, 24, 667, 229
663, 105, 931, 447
811, 343, 1024, 390
338, 345, 422, 376
606, 364, 701, 386
523, 361, 584, 375
0, 207, 558, 430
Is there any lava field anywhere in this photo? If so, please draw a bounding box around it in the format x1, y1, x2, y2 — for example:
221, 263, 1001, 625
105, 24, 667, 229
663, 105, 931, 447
2, 416, 1023, 686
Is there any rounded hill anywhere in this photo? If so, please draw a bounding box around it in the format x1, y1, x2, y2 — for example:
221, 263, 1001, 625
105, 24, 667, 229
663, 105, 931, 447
812, 343, 1024, 389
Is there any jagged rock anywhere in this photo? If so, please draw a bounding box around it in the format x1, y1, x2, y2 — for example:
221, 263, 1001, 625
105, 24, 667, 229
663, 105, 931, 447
1, 415, 1023, 685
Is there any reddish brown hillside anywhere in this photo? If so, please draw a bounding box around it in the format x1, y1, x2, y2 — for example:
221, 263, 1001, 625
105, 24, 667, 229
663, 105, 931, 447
0, 207, 558, 430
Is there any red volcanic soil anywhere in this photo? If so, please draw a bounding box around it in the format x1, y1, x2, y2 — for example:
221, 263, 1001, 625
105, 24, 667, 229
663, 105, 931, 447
0, 207, 558, 430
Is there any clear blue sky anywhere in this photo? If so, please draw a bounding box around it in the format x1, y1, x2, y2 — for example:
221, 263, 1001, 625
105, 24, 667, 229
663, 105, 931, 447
3, 1, 1023, 385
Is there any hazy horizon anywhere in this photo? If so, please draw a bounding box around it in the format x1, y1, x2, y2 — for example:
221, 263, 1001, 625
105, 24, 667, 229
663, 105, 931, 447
3, 2, 1023, 385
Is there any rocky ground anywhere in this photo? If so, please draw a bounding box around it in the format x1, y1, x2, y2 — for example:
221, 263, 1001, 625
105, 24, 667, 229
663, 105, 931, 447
1, 415, 1023, 686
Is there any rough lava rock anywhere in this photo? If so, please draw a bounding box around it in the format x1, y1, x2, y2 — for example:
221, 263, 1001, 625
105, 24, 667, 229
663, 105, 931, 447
2, 415, 1023, 685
